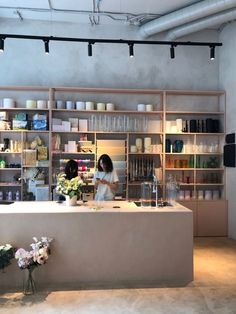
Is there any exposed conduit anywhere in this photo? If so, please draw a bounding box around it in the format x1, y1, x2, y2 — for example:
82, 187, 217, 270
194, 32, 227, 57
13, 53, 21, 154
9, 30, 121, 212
139, 0, 236, 38
166, 7, 236, 40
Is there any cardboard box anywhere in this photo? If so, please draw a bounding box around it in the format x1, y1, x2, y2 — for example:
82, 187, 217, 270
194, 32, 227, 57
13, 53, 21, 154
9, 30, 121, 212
12, 120, 28, 130
0, 111, 8, 120
35, 185, 49, 201
79, 119, 88, 132
32, 119, 47, 130
37, 146, 48, 160
23, 150, 37, 166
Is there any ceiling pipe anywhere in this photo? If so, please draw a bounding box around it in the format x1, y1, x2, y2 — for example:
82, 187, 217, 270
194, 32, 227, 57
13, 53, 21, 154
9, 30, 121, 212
166, 7, 236, 40
139, 0, 236, 38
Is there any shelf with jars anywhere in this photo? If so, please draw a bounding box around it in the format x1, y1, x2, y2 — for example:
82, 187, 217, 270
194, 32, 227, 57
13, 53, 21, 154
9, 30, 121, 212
164, 89, 225, 203
0, 86, 51, 202
1, 86, 226, 207
49, 87, 163, 201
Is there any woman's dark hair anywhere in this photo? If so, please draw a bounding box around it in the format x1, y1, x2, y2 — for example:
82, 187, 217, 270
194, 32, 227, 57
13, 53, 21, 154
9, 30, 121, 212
97, 154, 113, 172
65, 159, 78, 180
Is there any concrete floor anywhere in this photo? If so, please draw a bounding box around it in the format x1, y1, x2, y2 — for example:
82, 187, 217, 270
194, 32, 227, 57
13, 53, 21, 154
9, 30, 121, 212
0, 237, 236, 314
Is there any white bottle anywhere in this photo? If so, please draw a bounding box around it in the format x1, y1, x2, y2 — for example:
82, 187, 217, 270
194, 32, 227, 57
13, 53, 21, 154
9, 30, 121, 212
15, 190, 20, 201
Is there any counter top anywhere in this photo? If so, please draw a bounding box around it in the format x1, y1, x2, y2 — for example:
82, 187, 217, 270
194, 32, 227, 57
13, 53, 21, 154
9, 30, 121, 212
0, 200, 191, 214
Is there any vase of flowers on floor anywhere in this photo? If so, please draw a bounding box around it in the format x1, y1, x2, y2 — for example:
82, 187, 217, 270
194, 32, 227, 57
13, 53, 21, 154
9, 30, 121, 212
15, 237, 53, 295
56, 173, 83, 206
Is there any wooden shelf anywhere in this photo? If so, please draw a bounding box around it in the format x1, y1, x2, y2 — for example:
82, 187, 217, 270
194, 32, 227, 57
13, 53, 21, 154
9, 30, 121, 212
0, 182, 21, 186
0, 85, 225, 203
165, 132, 224, 135
166, 111, 224, 115
129, 153, 162, 155
166, 168, 194, 170
196, 168, 224, 171
52, 152, 95, 155
52, 109, 163, 115
1, 108, 49, 111
195, 183, 224, 186
0, 168, 21, 171
0, 152, 21, 154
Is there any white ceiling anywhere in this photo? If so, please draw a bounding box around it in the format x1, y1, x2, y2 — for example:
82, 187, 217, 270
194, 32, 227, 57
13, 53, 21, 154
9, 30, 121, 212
0, 0, 201, 25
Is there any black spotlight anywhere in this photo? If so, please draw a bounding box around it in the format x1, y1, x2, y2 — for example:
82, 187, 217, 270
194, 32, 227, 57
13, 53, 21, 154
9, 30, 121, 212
210, 46, 215, 60
44, 40, 49, 54
0, 38, 4, 52
88, 42, 93, 57
129, 43, 134, 58
170, 45, 175, 59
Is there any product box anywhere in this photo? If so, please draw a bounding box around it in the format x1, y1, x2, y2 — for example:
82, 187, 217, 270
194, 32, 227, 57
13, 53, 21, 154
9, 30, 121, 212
0, 111, 8, 120
14, 112, 28, 121
28, 179, 45, 194
35, 185, 49, 201
33, 114, 47, 120
32, 119, 47, 130
23, 149, 37, 166
37, 146, 48, 160
79, 119, 88, 132
62, 121, 71, 132
12, 120, 28, 130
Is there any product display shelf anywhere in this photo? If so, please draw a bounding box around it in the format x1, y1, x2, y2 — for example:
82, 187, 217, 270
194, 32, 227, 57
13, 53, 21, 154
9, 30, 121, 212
0, 86, 226, 211
0, 86, 51, 201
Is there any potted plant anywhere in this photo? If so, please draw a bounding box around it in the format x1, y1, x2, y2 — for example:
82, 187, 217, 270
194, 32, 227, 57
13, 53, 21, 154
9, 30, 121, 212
56, 173, 83, 206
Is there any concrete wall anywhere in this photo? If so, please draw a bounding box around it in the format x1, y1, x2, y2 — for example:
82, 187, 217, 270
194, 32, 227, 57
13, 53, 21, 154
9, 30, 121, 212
0, 19, 219, 90
219, 22, 236, 239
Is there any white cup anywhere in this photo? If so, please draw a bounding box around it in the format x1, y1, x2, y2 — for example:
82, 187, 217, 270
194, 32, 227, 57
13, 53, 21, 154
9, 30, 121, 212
185, 190, 191, 200
144, 137, 151, 147
176, 119, 183, 132
86, 101, 94, 110
146, 104, 153, 112
66, 101, 75, 110
3, 98, 15, 108
135, 138, 142, 152
97, 103, 106, 111
130, 145, 137, 153
213, 190, 220, 200
198, 190, 204, 200
137, 104, 145, 111
37, 100, 47, 109
106, 103, 115, 111
76, 101, 85, 110
205, 190, 212, 200
166, 121, 171, 132
26, 100, 36, 109
56, 100, 65, 109
179, 190, 185, 200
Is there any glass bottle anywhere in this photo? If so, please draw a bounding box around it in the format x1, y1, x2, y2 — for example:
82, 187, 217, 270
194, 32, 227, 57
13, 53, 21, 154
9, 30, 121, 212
141, 182, 152, 207
166, 174, 179, 205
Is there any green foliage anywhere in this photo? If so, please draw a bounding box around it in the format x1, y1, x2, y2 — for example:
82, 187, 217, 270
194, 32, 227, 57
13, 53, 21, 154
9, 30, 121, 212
0, 244, 15, 271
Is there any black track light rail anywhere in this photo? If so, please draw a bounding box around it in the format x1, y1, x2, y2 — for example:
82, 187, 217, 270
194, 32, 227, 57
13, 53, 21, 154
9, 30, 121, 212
0, 33, 222, 48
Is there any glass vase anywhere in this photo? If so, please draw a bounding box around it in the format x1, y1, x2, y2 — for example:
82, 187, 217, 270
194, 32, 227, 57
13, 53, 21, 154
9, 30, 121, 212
23, 267, 36, 295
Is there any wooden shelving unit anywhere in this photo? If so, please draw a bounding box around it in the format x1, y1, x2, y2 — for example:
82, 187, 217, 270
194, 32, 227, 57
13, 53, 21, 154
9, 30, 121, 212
0, 86, 226, 203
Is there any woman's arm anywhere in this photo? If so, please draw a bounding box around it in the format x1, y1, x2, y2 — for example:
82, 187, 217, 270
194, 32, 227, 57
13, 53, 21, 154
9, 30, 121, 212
101, 179, 118, 192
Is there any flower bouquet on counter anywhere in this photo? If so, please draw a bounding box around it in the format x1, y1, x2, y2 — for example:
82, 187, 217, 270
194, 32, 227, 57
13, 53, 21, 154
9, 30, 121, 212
0, 244, 16, 272
56, 173, 83, 199
15, 237, 53, 295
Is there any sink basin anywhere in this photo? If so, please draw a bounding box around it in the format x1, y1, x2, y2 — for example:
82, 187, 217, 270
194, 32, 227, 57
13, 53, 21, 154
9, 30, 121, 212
134, 201, 172, 207
0, 201, 14, 205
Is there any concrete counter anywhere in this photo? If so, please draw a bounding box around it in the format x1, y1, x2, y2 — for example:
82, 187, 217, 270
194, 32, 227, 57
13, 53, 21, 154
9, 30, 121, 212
0, 201, 193, 290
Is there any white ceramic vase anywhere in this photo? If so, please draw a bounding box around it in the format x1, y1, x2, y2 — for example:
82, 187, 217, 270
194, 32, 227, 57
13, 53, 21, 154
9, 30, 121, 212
65, 195, 77, 206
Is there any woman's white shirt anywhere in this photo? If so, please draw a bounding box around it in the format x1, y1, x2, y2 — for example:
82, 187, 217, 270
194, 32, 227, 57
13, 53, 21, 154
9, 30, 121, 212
93, 169, 119, 201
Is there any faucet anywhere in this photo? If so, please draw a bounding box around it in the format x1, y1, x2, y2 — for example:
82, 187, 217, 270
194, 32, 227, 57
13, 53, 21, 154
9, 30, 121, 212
153, 175, 159, 207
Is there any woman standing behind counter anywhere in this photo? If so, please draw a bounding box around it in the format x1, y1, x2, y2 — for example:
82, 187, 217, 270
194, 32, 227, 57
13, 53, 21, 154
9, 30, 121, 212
93, 154, 119, 201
